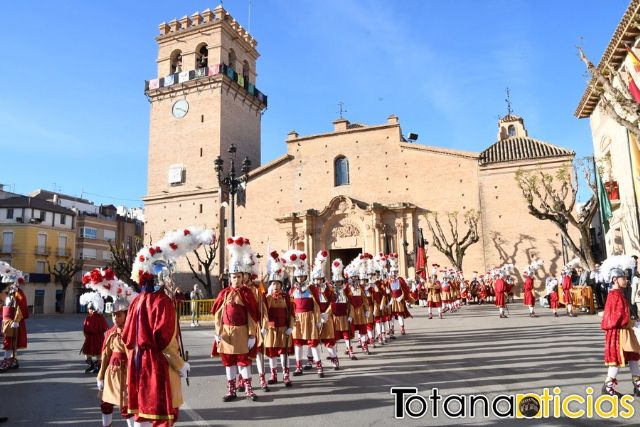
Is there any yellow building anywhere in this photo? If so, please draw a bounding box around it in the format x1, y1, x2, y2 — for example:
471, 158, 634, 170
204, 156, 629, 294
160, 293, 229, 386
0, 192, 77, 314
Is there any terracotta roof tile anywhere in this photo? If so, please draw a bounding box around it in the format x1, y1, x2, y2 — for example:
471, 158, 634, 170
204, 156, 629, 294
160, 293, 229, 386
479, 137, 574, 165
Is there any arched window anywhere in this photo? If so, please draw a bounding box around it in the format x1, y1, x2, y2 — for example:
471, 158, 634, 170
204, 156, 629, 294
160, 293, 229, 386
170, 49, 182, 74
196, 44, 208, 69
242, 60, 251, 84
228, 49, 236, 71
507, 125, 516, 137
334, 156, 349, 186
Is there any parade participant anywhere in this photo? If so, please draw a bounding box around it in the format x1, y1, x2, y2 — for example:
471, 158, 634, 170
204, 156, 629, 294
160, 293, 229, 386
211, 236, 260, 401
364, 257, 377, 348
349, 256, 371, 355
386, 254, 412, 335
370, 258, 388, 345
331, 259, 357, 360
80, 289, 108, 374
523, 269, 536, 317
426, 265, 443, 319
286, 250, 324, 377
599, 256, 640, 397
88, 269, 138, 427
408, 278, 418, 308
243, 245, 271, 392
0, 262, 28, 373
561, 267, 575, 317
311, 251, 339, 369
493, 270, 508, 318
440, 273, 452, 313
124, 227, 209, 423
264, 252, 293, 387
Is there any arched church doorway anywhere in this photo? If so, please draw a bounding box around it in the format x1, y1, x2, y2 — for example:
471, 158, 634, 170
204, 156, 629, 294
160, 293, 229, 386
330, 248, 361, 269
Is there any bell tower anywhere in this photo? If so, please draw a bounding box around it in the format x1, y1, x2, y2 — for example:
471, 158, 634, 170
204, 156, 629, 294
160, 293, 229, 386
142, 5, 266, 244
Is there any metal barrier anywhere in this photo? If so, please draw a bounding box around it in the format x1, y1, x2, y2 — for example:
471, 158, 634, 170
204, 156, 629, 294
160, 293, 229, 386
177, 299, 215, 321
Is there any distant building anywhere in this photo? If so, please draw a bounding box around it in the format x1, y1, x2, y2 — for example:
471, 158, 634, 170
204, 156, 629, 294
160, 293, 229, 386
32, 190, 144, 311
0, 193, 76, 313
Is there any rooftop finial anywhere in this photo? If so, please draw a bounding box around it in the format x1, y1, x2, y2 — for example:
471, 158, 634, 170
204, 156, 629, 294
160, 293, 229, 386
338, 101, 347, 119
505, 87, 513, 116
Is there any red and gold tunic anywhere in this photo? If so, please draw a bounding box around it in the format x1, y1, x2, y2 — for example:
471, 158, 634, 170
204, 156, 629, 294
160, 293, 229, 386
81, 312, 109, 357
211, 286, 259, 356
331, 286, 351, 333
290, 285, 321, 341
389, 278, 412, 318
98, 325, 129, 411
317, 284, 336, 341
122, 291, 185, 426
427, 281, 442, 308
601, 288, 640, 366
264, 291, 293, 357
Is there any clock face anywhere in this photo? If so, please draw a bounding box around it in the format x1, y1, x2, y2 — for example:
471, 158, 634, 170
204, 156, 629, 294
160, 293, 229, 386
172, 99, 189, 118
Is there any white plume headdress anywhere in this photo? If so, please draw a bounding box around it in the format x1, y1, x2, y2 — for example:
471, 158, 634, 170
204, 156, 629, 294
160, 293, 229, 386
79, 291, 105, 314
600, 255, 635, 283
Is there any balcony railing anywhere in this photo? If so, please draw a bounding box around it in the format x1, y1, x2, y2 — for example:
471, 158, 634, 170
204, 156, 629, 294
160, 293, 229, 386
1, 245, 12, 254
35, 246, 51, 256
144, 63, 267, 107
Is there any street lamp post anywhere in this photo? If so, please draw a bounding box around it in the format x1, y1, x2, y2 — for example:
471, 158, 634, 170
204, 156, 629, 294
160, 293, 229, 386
214, 144, 251, 236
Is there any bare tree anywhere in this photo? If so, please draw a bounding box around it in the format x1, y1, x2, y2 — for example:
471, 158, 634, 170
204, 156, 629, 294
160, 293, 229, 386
107, 237, 143, 292
515, 161, 598, 270
578, 46, 640, 142
47, 259, 83, 314
424, 209, 480, 270
185, 235, 220, 297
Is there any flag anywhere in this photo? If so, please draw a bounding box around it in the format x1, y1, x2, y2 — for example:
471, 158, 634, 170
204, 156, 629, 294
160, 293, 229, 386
178, 71, 190, 83
624, 48, 640, 103
596, 170, 612, 233
237, 74, 245, 88
164, 74, 175, 86
220, 186, 229, 207
148, 79, 160, 90
629, 133, 640, 209
415, 245, 427, 280
207, 64, 221, 76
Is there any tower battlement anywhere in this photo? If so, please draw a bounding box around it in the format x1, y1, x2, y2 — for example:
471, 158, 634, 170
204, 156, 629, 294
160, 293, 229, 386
157, 5, 257, 48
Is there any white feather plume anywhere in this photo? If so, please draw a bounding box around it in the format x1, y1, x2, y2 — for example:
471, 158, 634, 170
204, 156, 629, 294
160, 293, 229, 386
600, 255, 636, 282
80, 291, 105, 314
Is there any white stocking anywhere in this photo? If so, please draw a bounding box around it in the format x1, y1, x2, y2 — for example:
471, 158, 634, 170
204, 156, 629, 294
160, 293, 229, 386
375, 323, 381, 336
256, 352, 265, 375
310, 346, 320, 363
529, 306, 534, 314
280, 354, 288, 369
4, 350, 11, 359
607, 366, 619, 379
102, 413, 112, 427
438, 308, 442, 315
134, 422, 151, 427
428, 307, 432, 315
126, 418, 135, 427
345, 338, 352, 349
269, 357, 276, 371
630, 361, 640, 376
306, 346, 313, 358
398, 316, 405, 326
327, 346, 336, 358
568, 304, 573, 313
294, 345, 303, 362
238, 365, 251, 380
499, 307, 504, 315
367, 330, 374, 340
225, 365, 238, 380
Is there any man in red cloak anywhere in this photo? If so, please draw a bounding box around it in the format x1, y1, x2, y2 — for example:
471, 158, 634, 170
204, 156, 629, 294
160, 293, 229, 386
0, 275, 28, 372
122, 272, 189, 426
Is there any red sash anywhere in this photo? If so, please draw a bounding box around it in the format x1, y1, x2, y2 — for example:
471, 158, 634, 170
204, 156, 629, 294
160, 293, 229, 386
294, 297, 314, 313
2, 306, 15, 321
222, 303, 248, 326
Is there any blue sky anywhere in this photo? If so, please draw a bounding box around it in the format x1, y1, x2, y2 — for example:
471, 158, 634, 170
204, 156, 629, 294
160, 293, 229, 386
0, 0, 629, 206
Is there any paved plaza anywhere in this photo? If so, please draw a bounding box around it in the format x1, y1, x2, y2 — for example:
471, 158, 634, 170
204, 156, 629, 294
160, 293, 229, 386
2, 302, 638, 426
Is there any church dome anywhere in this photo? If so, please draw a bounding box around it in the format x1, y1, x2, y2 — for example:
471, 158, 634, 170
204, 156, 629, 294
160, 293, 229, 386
479, 136, 575, 166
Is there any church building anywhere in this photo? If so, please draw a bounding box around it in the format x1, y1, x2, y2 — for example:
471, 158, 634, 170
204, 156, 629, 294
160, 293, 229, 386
142, 6, 576, 293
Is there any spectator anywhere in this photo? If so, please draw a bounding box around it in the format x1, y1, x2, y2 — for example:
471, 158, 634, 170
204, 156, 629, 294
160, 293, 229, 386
190, 284, 204, 327
591, 263, 607, 310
